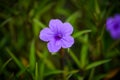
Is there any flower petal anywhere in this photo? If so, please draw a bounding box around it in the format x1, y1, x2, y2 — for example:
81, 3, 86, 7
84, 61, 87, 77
61, 36, 74, 48
110, 30, 120, 39
62, 22, 73, 35
110, 31, 118, 39
47, 39, 61, 53
106, 17, 114, 31
49, 19, 63, 32
39, 28, 54, 41
114, 14, 120, 21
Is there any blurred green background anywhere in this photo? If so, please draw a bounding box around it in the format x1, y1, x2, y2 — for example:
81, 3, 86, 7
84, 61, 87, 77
0, 0, 120, 80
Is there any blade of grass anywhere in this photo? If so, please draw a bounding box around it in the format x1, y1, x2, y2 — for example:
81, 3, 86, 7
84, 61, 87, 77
88, 68, 95, 80
0, 37, 7, 48
0, 18, 12, 28
33, 19, 46, 29
67, 70, 79, 79
86, 59, 111, 70
44, 70, 63, 77
95, 0, 100, 15
29, 39, 36, 71
80, 34, 89, 69
35, 3, 54, 18
33, 19, 46, 36
69, 50, 81, 68
35, 62, 38, 80
39, 61, 45, 80
66, 11, 80, 23
37, 51, 55, 69
73, 30, 91, 38
0, 58, 12, 73
6, 48, 24, 70
39, 51, 48, 80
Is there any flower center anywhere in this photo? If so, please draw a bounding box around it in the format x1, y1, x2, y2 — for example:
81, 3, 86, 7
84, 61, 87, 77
54, 33, 62, 40
114, 23, 120, 30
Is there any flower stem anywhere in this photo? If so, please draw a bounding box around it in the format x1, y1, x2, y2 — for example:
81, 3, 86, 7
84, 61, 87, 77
107, 40, 120, 51
88, 68, 95, 80
60, 48, 66, 80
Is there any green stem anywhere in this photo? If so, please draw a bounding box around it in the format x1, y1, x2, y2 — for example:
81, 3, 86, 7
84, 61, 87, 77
88, 68, 95, 80
82, 77, 84, 80
107, 40, 120, 51
79, 76, 84, 80
35, 62, 38, 80
60, 49, 66, 80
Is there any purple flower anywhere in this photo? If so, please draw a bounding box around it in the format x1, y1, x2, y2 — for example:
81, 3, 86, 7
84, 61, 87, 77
106, 14, 120, 39
39, 19, 74, 53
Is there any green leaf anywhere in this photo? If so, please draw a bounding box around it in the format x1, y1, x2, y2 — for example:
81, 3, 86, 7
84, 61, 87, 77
39, 51, 48, 80
44, 70, 63, 77
95, 0, 100, 15
37, 51, 55, 69
16, 67, 27, 77
0, 58, 12, 72
67, 70, 79, 79
35, 3, 54, 18
55, 0, 69, 16
86, 59, 111, 70
73, 30, 91, 38
0, 18, 12, 28
6, 48, 24, 70
35, 62, 38, 80
29, 40, 36, 71
69, 50, 81, 68
80, 34, 89, 68
0, 36, 7, 48
94, 74, 106, 80
66, 11, 80, 23
39, 61, 45, 80
88, 68, 95, 80
33, 19, 46, 29
33, 19, 46, 36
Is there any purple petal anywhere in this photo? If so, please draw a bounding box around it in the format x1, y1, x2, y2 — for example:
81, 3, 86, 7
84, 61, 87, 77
114, 14, 120, 21
47, 39, 61, 53
61, 36, 74, 48
62, 22, 73, 35
110, 31, 119, 39
106, 17, 114, 31
49, 19, 63, 32
39, 28, 54, 41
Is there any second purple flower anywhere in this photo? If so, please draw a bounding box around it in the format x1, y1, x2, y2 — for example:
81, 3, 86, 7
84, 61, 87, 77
39, 19, 74, 53
106, 14, 120, 39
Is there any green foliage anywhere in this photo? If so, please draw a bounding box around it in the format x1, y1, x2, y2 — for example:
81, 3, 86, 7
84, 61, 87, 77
6, 48, 25, 70
35, 62, 38, 80
69, 50, 81, 68
29, 39, 36, 71
80, 34, 89, 69
0, 58, 12, 73
86, 59, 111, 70
0, 0, 120, 80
